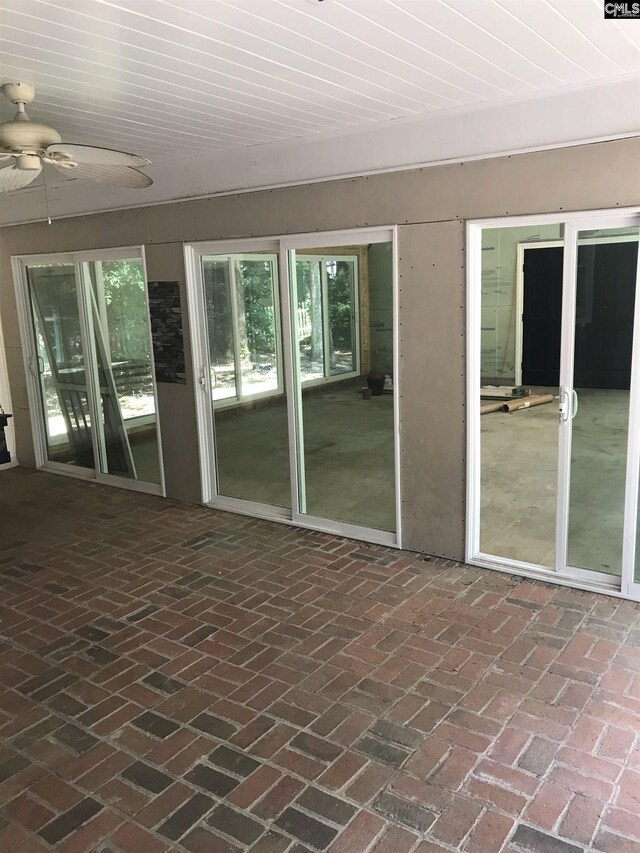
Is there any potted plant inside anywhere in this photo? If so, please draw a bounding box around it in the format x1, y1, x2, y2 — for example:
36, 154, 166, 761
366, 372, 385, 396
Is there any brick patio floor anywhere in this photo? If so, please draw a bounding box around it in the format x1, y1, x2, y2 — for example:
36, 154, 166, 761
0, 468, 639, 852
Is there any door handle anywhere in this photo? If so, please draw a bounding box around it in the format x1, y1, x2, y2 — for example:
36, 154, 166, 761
29, 355, 44, 377
199, 365, 208, 392
559, 388, 570, 423
571, 389, 579, 420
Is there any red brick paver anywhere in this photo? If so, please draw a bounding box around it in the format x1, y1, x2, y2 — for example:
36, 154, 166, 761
0, 468, 638, 851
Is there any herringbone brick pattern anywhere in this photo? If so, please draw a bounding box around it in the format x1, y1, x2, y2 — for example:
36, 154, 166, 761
0, 468, 638, 852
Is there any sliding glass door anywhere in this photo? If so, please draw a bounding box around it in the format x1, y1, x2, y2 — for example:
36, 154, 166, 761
478, 223, 563, 567
561, 221, 640, 584
26, 262, 96, 471
187, 229, 399, 545
200, 250, 291, 507
18, 250, 163, 493
82, 257, 161, 485
471, 210, 640, 599
561, 226, 638, 575
289, 243, 394, 532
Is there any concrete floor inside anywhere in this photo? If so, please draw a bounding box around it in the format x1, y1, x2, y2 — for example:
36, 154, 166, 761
128, 432, 162, 486
214, 386, 396, 532
0, 469, 639, 853
480, 388, 630, 576
51, 430, 162, 487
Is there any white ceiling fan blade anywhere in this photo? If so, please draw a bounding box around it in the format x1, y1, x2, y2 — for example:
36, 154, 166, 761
0, 165, 41, 192
0, 152, 16, 162
52, 162, 152, 188
42, 155, 77, 167
47, 143, 150, 167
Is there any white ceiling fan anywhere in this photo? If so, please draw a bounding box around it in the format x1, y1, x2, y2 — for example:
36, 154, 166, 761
0, 82, 153, 193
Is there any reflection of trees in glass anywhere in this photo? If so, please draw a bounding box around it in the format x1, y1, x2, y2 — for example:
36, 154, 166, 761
204, 258, 279, 397
204, 261, 233, 365
28, 262, 155, 428
204, 260, 277, 366
295, 257, 356, 379
101, 260, 148, 363
237, 261, 276, 364
296, 260, 323, 376
100, 260, 153, 401
29, 266, 83, 422
30, 268, 83, 369
328, 261, 353, 352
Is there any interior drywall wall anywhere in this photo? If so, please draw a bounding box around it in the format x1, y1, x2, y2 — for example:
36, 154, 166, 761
360, 138, 640, 226
398, 221, 466, 559
0, 138, 638, 559
144, 242, 201, 504
368, 242, 394, 376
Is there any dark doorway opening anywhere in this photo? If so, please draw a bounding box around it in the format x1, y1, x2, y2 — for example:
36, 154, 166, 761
522, 246, 563, 387
521, 240, 638, 389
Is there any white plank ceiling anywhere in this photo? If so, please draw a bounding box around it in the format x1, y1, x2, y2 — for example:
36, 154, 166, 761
1, 0, 639, 166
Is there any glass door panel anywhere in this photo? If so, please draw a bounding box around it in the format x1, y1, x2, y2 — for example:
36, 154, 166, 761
234, 258, 280, 396
202, 252, 290, 507
566, 228, 639, 575
290, 243, 395, 532
26, 263, 96, 470
478, 223, 563, 566
203, 259, 237, 403
295, 258, 325, 383
327, 258, 358, 377
83, 258, 161, 485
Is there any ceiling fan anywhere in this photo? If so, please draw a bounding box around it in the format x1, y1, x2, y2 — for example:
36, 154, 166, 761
0, 82, 153, 193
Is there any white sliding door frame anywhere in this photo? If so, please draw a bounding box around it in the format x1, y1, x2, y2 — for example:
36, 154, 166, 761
13, 252, 84, 475
558, 216, 640, 593
281, 227, 399, 548
467, 207, 640, 600
622, 226, 640, 601
0, 295, 17, 471
184, 238, 286, 514
185, 226, 401, 549
283, 247, 306, 517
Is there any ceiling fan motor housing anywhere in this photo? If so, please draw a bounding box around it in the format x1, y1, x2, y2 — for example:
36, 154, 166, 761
0, 120, 62, 157
1, 82, 36, 105
16, 153, 41, 170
